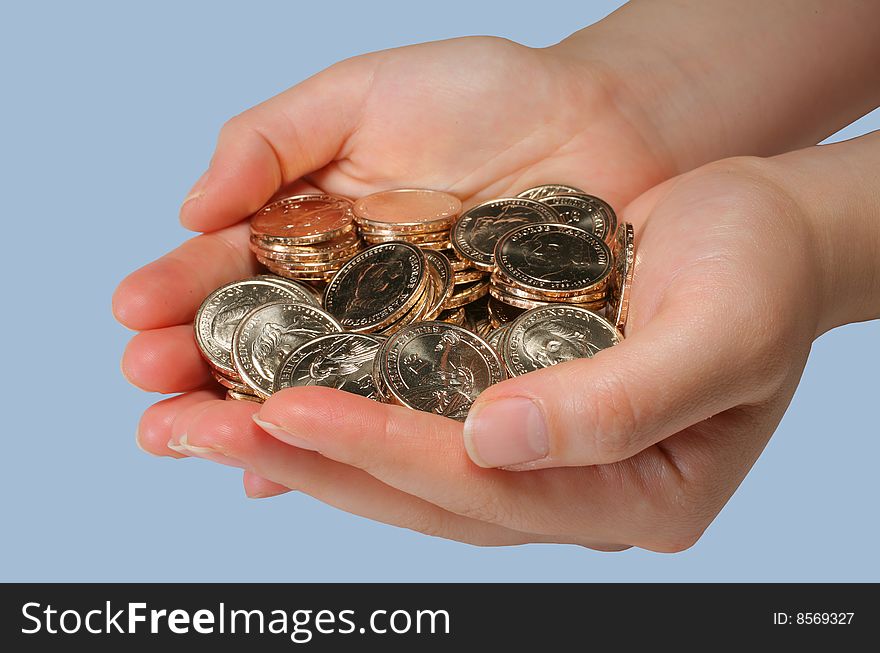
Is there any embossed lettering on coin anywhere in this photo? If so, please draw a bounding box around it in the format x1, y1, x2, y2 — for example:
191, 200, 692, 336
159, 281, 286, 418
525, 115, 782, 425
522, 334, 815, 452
541, 193, 617, 244
609, 222, 635, 333
516, 184, 585, 201
503, 305, 621, 376
452, 198, 559, 270
232, 301, 342, 398
195, 278, 318, 376
496, 223, 612, 294
377, 322, 506, 421
274, 333, 382, 399
323, 242, 427, 332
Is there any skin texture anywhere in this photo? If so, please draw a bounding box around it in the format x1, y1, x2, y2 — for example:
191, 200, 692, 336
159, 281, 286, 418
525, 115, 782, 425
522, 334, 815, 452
114, 5, 880, 550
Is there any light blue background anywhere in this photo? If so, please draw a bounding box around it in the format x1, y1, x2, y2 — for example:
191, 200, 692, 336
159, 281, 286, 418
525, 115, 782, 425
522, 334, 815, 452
1, 0, 877, 582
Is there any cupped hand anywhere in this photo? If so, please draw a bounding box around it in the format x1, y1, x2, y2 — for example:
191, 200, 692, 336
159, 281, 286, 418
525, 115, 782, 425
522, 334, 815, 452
114, 38, 819, 550
174, 36, 678, 235
115, 37, 679, 441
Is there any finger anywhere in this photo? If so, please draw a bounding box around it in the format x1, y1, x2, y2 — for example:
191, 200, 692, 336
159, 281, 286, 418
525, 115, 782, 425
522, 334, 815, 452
136, 389, 223, 457
122, 325, 213, 393
179, 60, 371, 232
178, 400, 565, 547
254, 387, 653, 543
112, 222, 257, 331
242, 471, 291, 499
462, 302, 766, 470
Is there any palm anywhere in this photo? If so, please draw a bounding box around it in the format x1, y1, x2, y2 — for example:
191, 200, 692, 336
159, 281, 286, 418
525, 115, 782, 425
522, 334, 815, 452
602, 161, 817, 538
304, 37, 671, 211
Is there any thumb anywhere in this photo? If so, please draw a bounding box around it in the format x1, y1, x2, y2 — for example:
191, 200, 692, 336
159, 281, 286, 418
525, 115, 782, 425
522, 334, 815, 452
179, 57, 372, 232
463, 306, 762, 470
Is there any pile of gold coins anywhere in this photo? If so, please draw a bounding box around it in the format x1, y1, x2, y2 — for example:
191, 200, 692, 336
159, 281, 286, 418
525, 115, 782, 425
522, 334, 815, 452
249, 194, 361, 282
353, 189, 459, 250
194, 184, 634, 418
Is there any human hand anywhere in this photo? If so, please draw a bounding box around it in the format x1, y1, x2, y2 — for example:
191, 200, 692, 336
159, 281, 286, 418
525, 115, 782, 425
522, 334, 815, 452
132, 132, 879, 551
156, 156, 814, 550
115, 36, 691, 451
115, 33, 695, 515
114, 19, 880, 549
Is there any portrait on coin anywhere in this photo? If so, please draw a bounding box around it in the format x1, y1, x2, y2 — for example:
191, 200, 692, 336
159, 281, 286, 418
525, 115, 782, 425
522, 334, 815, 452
470, 206, 543, 251
350, 259, 406, 313
520, 232, 596, 281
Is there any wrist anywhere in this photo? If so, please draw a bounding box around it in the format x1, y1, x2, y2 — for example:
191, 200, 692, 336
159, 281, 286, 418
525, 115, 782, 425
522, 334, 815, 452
766, 135, 880, 336
546, 24, 706, 179
550, 1, 880, 177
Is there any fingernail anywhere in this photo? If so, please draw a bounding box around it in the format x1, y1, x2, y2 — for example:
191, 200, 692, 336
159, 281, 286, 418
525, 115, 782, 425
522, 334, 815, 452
463, 397, 548, 468
169, 434, 246, 468
182, 169, 210, 205
245, 489, 277, 500
252, 415, 319, 451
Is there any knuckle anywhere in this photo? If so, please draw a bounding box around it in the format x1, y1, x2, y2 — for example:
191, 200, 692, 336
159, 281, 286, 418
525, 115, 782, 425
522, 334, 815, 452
219, 112, 248, 137
582, 372, 641, 464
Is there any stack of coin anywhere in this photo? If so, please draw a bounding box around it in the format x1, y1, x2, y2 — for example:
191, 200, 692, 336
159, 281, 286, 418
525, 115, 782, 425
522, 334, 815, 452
496, 305, 622, 377
462, 296, 493, 338
449, 196, 561, 316
353, 189, 461, 251
373, 321, 506, 421
607, 223, 635, 333
447, 255, 491, 313
322, 241, 451, 336
489, 223, 612, 312
194, 275, 326, 402
452, 196, 561, 272
231, 300, 343, 399
249, 193, 362, 283
487, 296, 524, 329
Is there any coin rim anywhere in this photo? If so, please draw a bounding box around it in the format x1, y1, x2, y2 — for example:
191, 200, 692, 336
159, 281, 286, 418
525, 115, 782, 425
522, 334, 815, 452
495, 222, 613, 294
272, 332, 383, 397
323, 242, 429, 333
353, 189, 461, 233
502, 305, 622, 377
231, 300, 343, 399
442, 278, 490, 309
451, 197, 560, 270
609, 222, 635, 334
376, 320, 507, 417
490, 270, 608, 302
194, 277, 319, 376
